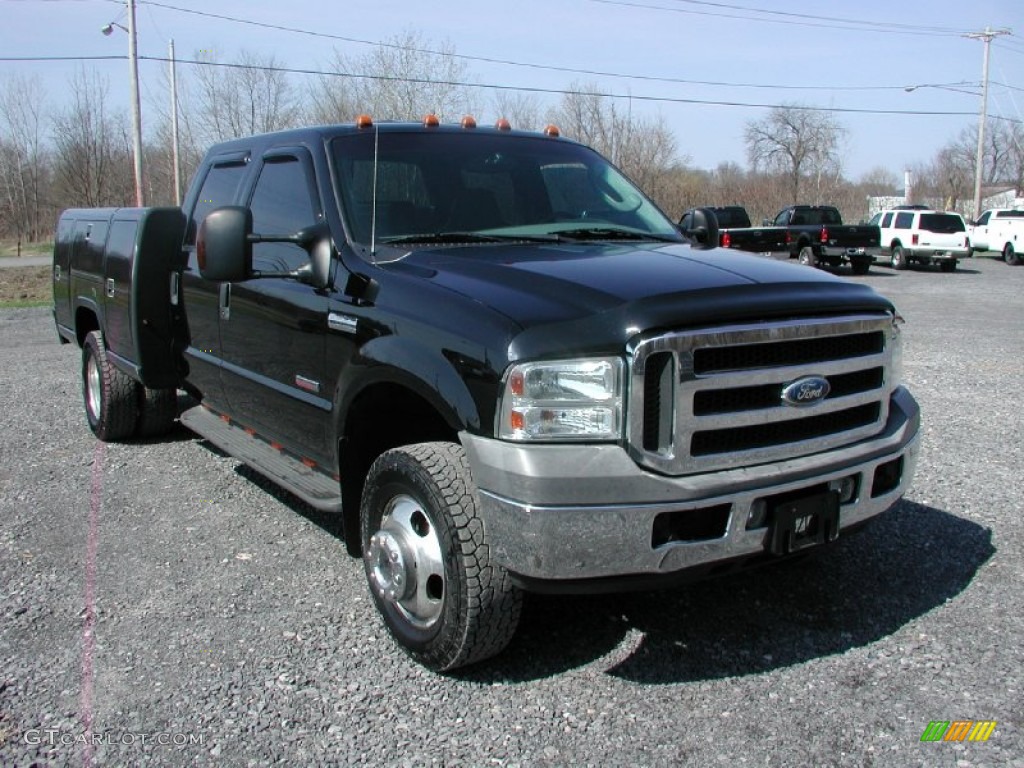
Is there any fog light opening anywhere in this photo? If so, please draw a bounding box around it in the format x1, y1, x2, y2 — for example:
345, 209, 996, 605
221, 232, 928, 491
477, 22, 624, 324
871, 457, 903, 498
829, 474, 859, 505
746, 499, 768, 530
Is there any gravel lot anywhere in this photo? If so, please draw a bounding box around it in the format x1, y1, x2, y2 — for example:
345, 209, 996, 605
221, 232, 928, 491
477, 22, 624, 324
1, 256, 1021, 767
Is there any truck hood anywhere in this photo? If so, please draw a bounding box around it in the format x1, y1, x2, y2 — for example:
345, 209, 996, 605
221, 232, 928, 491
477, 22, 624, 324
384, 242, 894, 358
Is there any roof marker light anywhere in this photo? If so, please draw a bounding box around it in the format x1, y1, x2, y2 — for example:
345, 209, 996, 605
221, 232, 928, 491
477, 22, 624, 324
461, 115, 477, 129
495, 118, 511, 131
423, 114, 440, 128
543, 124, 560, 137
355, 114, 374, 129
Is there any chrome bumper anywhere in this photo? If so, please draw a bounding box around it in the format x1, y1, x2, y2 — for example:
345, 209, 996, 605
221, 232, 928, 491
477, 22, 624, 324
461, 387, 919, 584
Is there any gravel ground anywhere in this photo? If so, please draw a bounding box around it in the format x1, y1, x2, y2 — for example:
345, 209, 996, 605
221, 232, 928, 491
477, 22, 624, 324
1, 256, 1021, 767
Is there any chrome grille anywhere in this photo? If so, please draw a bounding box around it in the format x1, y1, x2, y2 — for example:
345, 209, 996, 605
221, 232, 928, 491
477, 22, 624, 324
628, 315, 894, 475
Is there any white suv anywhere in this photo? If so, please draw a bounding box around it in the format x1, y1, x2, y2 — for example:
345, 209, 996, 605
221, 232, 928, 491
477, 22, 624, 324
868, 207, 969, 272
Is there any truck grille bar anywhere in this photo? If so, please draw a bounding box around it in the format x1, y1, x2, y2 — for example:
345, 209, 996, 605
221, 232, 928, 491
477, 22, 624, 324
627, 315, 895, 476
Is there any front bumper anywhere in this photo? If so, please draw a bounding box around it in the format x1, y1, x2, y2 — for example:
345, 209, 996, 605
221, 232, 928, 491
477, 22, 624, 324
461, 386, 919, 587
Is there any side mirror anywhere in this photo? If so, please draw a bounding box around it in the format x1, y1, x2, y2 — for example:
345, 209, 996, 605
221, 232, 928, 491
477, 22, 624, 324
293, 236, 333, 290
680, 207, 719, 250
197, 206, 252, 282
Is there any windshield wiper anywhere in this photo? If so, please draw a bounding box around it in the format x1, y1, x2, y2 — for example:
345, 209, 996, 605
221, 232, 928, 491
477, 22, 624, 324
553, 227, 678, 243
381, 232, 559, 245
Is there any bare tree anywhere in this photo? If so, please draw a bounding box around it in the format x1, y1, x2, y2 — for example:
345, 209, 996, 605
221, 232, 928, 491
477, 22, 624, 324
490, 90, 544, 132
550, 84, 684, 199
309, 32, 471, 123
0, 74, 51, 242
744, 104, 846, 203
51, 69, 134, 208
191, 50, 299, 145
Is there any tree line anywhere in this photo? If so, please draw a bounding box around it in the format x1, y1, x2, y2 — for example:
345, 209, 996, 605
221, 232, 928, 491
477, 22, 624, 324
2, 32, 1022, 243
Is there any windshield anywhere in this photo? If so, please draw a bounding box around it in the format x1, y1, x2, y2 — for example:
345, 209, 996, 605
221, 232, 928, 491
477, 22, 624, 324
329, 130, 680, 247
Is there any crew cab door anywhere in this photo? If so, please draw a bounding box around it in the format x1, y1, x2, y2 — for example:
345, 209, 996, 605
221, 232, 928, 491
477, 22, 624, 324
218, 147, 332, 458
972, 210, 992, 250
181, 152, 252, 411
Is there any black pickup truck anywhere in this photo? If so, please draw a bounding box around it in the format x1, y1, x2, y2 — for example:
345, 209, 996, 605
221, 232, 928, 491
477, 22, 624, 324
53, 119, 920, 671
771, 205, 879, 274
679, 206, 786, 254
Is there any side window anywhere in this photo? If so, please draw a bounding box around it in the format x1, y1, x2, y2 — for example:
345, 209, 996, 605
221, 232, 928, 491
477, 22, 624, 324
894, 212, 913, 229
187, 161, 248, 244
976, 211, 990, 226
881, 213, 893, 228
868, 213, 881, 226
248, 156, 318, 271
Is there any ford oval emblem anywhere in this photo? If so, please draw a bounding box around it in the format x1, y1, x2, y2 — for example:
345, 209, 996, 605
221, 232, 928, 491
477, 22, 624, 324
781, 376, 831, 407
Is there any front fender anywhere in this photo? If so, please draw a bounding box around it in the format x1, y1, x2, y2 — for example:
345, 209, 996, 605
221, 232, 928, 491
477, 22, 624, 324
334, 335, 487, 437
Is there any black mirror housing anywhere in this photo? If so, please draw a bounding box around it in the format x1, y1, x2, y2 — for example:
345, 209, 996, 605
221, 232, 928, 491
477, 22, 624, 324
680, 207, 720, 250
197, 206, 253, 281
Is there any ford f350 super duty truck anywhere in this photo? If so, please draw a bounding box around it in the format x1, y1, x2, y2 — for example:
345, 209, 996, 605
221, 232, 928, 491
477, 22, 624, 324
53, 118, 920, 671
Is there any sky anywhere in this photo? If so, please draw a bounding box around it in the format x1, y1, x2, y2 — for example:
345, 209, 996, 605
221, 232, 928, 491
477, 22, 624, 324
1, 0, 1022, 182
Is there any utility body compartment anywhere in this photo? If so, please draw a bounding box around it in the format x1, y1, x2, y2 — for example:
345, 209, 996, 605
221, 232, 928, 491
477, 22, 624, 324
53, 207, 187, 388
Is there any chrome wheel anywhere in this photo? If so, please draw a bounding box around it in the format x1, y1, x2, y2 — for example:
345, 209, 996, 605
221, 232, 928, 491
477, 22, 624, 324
85, 353, 102, 421
367, 494, 445, 629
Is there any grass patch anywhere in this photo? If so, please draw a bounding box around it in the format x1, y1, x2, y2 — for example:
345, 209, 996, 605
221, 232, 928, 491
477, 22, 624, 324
0, 266, 52, 308
0, 240, 52, 258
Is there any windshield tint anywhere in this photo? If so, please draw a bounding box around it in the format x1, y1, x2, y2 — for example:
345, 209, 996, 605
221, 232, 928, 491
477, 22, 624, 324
329, 130, 680, 246
919, 214, 965, 233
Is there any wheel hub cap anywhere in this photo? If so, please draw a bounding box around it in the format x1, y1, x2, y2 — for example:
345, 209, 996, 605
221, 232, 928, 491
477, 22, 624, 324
368, 530, 414, 602
366, 495, 445, 629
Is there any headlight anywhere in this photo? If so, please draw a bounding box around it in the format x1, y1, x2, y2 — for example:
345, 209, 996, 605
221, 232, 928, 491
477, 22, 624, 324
888, 313, 904, 390
498, 357, 624, 441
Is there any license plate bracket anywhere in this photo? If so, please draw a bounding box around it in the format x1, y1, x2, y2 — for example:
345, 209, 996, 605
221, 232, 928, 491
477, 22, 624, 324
768, 490, 840, 556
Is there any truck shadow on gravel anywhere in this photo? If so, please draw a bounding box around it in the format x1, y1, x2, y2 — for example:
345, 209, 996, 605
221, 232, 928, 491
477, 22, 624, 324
465, 500, 993, 684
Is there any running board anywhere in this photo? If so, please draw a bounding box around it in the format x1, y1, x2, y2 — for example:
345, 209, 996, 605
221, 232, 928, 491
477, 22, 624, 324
180, 405, 342, 513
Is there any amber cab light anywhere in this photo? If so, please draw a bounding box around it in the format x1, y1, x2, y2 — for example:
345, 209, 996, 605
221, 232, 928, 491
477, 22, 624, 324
423, 114, 440, 128
355, 114, 373, 129
461, 115, 477, 129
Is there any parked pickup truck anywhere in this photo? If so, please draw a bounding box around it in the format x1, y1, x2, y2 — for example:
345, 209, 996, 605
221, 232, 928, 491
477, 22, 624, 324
967, 208, 1024, 265
770, 205, 879, 275
679, 205, 786, 253
53, 119, 920, 671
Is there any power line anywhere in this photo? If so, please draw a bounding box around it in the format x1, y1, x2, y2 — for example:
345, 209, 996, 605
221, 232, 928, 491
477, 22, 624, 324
585, 0, 973, 36
4, 52, 1019, 124
144, 54, 1024, 122
135, 0, 983, 92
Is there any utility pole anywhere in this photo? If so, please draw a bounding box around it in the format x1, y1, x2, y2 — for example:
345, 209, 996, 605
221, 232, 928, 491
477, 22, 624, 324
965, 27, 1010, 220
169, 39, 182, 205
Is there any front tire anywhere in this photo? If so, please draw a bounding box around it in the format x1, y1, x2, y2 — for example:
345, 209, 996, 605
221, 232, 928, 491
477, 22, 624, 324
82, 330, 138, 441
360, 442, 522, 671
1005, 243, 1020, 266
890, 246, 908, 270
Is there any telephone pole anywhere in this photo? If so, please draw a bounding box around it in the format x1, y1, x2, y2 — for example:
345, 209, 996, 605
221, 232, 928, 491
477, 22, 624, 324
965, 27, 1010, 220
